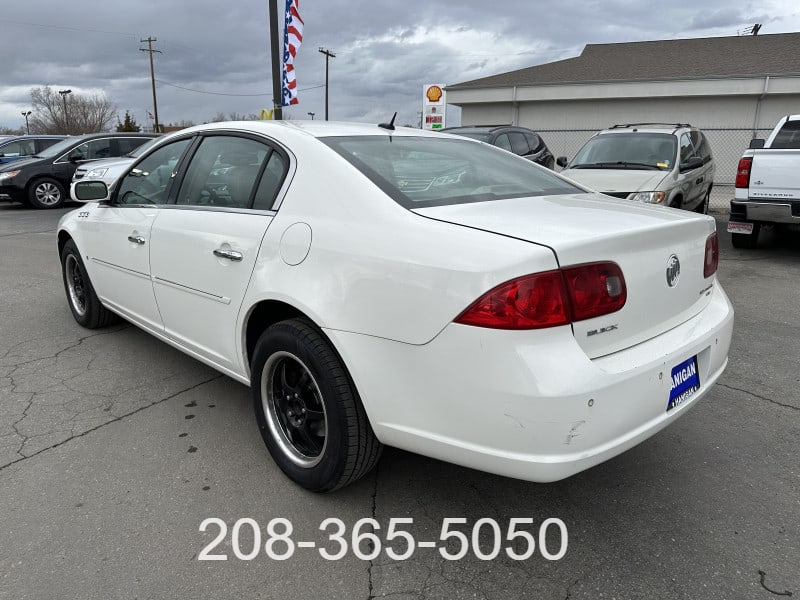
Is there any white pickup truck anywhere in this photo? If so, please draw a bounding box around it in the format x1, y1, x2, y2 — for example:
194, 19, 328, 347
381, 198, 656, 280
728, 114, 800, 248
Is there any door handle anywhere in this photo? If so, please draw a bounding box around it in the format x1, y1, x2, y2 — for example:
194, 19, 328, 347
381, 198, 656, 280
213, 248, 243, 262
695, 177, 704, 184
127, 235, 146, 245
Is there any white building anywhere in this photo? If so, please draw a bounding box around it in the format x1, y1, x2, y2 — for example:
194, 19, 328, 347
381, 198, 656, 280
445, 32, 800, 183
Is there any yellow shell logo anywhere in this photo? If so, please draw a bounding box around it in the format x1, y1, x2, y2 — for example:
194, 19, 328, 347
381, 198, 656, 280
426, 85, 443, 103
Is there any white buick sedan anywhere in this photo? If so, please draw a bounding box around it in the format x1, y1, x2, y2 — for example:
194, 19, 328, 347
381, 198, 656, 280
60, 120, 733, 492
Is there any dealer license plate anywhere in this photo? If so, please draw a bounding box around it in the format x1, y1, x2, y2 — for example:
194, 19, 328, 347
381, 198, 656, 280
727, 221, 754, 234
668, 355, 700, 412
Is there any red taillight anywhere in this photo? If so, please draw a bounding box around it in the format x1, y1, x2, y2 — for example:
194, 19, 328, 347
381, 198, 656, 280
454, 271, 570, 329
735, 157, 752, 188
704, 232, 719, 278
455, 262, 626, 330
562, 262, 627, 322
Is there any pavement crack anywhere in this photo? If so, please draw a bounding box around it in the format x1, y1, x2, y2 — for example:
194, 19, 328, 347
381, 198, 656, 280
718, 383, 799, 412
0, 373, 223, 472
366, 461, 380, 600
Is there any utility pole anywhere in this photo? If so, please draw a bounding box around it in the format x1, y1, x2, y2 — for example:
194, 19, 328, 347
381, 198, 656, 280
140, 37, 162, 133
318, 47, 335, 120
58, 89, 71, 133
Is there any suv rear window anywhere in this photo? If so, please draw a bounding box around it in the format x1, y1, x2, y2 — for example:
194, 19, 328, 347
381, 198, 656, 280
323, 136, 579, 209
771, 121, 800, 149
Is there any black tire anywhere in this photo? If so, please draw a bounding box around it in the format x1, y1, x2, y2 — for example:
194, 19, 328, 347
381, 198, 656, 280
60, 239, 119, 328
731, 224, 760, 249
28, 177, 66, 209
251, 318, 382, 492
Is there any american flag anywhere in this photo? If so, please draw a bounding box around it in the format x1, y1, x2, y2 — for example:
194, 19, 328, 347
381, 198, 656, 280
281, 0, 303, 106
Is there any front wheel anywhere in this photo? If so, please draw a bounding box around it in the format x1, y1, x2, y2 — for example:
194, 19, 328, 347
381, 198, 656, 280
60, 239, 119, 328
28, 177, 67, 209
251, 319, 382, 492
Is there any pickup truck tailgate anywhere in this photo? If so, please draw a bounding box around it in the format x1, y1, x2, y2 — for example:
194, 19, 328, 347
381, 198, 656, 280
748, 149, 800, 200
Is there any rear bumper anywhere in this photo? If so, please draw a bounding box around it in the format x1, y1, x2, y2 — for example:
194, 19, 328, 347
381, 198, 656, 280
730, 199, 800, 224
326, 280, 734, 483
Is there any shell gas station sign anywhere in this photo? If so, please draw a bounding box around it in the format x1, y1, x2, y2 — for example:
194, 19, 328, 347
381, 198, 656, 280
422, 84, 446, 130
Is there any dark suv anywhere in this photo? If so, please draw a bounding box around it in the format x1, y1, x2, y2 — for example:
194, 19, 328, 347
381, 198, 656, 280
0, 135, 66, 165
0, 132, 158, 209
440, 125, 555, 169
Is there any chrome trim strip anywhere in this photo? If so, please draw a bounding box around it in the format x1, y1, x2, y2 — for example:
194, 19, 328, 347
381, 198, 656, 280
152, 276, 231, 304
89, 257, 150, 280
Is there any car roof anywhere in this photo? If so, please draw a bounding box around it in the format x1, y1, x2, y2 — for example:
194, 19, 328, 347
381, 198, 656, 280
601, 123, 695, 135
0, 134, 66, 142
441, 125, 531, 134
166, 120, 450, 141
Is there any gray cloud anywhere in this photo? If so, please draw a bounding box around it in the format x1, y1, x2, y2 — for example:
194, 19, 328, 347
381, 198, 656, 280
1, 0, 799, 130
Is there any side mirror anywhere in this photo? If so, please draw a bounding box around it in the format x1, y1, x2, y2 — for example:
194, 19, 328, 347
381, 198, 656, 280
556, 156, 568, 168
680, 156, 703, 172
68, 152, 85, 163
0, 153, 5, 158
74, 180, 110, 202
748, 138, 765, 149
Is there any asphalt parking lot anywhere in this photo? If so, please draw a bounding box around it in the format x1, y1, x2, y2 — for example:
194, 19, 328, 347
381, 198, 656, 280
1, 201, 798, 600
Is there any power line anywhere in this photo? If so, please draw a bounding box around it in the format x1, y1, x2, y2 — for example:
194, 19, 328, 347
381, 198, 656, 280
155, 79, 325, 97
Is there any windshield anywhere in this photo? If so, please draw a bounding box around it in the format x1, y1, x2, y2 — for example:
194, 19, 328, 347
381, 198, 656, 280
128, 136, 160, 158
323, 135, 580, 209
34, 136, 80, 159
569, 133, 677, 170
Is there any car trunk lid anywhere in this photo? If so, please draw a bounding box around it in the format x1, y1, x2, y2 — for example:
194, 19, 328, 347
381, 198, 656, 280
414, 193, 716, 358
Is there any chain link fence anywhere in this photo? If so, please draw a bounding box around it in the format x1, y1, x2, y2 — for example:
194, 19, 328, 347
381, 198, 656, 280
538, 127, 773, 213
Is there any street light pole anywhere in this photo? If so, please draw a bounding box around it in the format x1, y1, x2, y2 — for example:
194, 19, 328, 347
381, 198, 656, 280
318, 47, 335, 121
58, 89, 71, 133
21, 111, 32, 135
307, 112, 315, 120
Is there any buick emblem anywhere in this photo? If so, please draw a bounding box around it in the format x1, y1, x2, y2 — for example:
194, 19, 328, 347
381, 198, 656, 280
666, 254, 680, 287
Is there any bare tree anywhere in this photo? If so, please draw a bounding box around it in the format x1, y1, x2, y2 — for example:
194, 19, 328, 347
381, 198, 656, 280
28, 86, 117, 134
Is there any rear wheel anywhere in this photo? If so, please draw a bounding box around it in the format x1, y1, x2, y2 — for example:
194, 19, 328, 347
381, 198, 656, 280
251, 318, 382, 492
28, 177, 66, 209
60, 239, 119, 328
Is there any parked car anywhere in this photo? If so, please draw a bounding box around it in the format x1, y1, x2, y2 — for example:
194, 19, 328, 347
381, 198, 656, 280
728, 114, 800, 248
70, 136, 162, 200
62, 120, 732, 492
557, 123, 715, 213
0, 132, 158, 209
0, 135, 66, 165
440, 125, 555, 169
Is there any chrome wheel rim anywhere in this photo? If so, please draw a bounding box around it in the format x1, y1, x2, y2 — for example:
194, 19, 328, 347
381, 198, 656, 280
262, 351, 328, 468
35, 182, 61, 206
65, 255, 87, 316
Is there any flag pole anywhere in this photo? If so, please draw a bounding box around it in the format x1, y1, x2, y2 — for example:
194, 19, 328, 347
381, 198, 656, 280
269, 0, 283, 120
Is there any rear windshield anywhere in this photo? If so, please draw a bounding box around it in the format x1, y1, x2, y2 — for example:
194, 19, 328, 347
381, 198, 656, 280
570, 132, 677, 171
322, 135, 580, 209
771, 120, 800, 149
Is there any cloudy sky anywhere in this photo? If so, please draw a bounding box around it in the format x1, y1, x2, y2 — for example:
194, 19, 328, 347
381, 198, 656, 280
1, 1, 798, 131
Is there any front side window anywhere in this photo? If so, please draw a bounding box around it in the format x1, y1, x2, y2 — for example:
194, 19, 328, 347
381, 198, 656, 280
70, 139, 113, 161
571, 133, 677, 170
679, 133, 695, 163
323, 135, 581, 209
176, 135, 269, 209
115, 138, 192, 205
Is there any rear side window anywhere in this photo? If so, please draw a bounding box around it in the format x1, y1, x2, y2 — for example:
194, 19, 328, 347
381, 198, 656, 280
771, 121, 800, 149
36, 138, 62, 153
0, 140, 35, 157
508, 132, 529, 156
252, 152, 288, 210
524, 132, 543, 153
